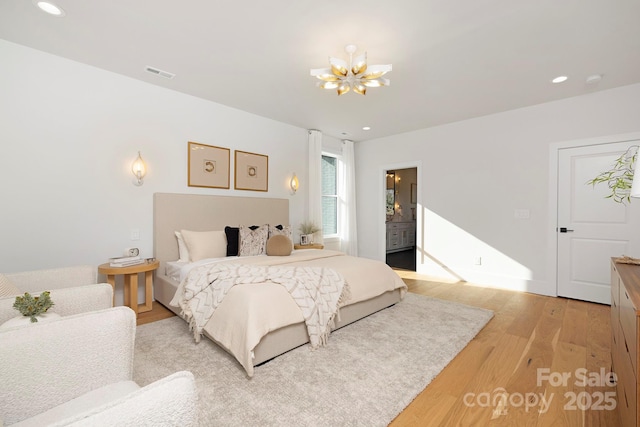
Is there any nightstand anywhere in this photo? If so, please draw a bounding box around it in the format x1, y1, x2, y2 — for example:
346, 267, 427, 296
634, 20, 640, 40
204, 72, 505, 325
98, 260, 159, 314
294, 243, 324, 250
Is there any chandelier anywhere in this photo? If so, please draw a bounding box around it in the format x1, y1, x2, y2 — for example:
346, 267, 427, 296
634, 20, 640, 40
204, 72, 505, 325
310, 44, 392, 95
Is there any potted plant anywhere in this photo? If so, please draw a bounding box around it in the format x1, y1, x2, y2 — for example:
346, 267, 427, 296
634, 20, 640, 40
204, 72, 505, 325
298, 221, 321, 245
13, 291, 54, 323
588, 146, 638, 204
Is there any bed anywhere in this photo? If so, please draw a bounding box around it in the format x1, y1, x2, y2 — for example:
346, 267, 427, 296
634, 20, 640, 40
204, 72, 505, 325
153, 193, 407, 376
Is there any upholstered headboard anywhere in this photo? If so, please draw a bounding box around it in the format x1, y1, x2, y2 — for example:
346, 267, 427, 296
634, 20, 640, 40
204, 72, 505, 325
153, 193, 289, 264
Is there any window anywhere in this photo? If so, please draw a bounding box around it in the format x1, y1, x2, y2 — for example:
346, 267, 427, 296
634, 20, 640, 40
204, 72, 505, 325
321, 154, 338, 236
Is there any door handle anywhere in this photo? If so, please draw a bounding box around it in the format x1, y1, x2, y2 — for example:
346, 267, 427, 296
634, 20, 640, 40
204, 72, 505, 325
558, 227, 574, 233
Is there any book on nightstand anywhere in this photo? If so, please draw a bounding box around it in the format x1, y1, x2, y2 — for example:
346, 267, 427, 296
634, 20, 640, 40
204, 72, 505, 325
108, 256, 145, 267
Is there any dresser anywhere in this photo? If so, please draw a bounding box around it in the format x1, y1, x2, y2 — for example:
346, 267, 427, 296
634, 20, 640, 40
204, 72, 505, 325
611, 259, 640, 426
386, 222, 416, 253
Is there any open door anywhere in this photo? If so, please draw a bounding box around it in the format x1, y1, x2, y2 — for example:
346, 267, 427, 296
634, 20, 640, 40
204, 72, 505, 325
385, 168, 417, 271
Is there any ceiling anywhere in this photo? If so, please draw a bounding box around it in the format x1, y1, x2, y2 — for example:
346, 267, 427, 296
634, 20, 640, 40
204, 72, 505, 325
2, 0, 639, 142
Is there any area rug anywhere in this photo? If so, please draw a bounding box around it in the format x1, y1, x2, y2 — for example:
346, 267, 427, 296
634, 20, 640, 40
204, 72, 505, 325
133, 292, 493, 426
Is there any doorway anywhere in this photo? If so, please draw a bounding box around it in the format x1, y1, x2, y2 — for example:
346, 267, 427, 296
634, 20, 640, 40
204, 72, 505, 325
556, 140, 640, 304
385, 167, 417, 271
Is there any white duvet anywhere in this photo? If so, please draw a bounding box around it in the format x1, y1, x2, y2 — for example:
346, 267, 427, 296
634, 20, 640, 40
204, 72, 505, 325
170, 250, 407, 376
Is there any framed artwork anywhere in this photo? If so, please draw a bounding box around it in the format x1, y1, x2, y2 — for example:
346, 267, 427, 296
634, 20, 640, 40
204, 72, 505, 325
234, 150, 268, 191
411, 183, 417, 204
188, 141, 230, 189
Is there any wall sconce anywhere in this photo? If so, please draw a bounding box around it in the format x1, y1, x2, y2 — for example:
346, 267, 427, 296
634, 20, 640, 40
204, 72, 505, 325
131, 151, 147, 186
290, 173, 299, 193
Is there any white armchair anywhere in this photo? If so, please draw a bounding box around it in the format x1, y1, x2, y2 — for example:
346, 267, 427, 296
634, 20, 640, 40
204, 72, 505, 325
4, 265, 98, 293
0, 306, 198, 426
0, 265, 113, 326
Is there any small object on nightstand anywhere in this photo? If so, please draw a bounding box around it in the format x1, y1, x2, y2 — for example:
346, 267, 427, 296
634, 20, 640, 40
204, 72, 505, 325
108, 255, 145, 267
126, 247, 140, 257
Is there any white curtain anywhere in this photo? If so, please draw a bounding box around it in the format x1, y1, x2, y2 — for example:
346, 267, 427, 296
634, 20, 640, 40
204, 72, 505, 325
308, 130, 323, 244
339, 140, 358, 256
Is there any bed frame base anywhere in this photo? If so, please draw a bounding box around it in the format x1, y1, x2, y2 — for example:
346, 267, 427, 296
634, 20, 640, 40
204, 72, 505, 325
251, 288, 403, 366
155, 274, 402, 367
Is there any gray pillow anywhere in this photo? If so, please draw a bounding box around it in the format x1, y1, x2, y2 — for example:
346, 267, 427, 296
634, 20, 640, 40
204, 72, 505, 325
239, 224, 269, 256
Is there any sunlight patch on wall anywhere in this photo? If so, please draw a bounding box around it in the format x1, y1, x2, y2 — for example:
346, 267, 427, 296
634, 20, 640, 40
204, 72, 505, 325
415, 205, 533, 291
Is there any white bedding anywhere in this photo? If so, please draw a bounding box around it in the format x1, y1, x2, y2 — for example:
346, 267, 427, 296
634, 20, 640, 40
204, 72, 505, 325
168, 251, 321, 283
170, 249, 407, 377
164, 260, 187, 282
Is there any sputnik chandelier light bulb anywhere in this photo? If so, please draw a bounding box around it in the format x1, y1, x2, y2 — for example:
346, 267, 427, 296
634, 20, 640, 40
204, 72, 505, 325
310, 44, 392, 95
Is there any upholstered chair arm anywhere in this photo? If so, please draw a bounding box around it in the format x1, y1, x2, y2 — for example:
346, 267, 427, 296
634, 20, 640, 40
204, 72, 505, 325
47, 371, 199, 427
0, 283, 113, 325
0, 307, 136, 425
6, 265, 97, 293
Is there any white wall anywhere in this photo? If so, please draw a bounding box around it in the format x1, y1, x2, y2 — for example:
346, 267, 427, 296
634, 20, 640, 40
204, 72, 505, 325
6, 38, 640, 300
0, 40, 308, 287
356, 83, 640, 295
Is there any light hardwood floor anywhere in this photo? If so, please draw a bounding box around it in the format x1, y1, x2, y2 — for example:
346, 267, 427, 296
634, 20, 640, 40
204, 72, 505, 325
139, 271, 621, 426
136, 301, 174, 326
390, 270, 621, 427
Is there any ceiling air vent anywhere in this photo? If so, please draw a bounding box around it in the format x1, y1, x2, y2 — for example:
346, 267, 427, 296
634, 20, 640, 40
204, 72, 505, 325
145, 66, 175, 79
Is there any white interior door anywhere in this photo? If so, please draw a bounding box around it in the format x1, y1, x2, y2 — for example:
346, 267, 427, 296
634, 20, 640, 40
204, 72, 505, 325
557, 141, 640, 304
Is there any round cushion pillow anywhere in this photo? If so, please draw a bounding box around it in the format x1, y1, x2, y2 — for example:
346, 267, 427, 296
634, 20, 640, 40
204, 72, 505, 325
266, 235, 293, 256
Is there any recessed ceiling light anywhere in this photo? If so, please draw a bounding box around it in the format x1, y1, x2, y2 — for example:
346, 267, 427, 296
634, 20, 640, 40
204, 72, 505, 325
362, 126, 371, 131
586, 74, 603, 85
33, 1, 66, 17
552, 75, 568, 84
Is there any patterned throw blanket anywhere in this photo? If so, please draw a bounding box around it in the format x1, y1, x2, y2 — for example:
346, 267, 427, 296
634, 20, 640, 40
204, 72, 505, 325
176, 263, 351, 349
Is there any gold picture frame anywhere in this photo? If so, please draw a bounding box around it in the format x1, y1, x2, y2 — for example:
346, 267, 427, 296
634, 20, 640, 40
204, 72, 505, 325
187, 141, 230, 189
234, 150, 268, 192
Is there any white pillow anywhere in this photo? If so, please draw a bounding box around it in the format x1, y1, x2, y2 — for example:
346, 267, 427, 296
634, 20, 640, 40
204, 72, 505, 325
179, 230, 227, 262
174, 231, 190, 262
0, 274, 21, 297
239, 225, 269, 256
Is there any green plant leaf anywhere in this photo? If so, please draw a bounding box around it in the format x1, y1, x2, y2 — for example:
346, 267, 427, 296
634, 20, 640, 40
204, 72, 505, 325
586, 146, 638, 204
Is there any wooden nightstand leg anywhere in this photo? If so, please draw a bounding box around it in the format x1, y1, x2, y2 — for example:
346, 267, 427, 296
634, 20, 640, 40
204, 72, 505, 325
106, 275, 116, 306
128, 273, 139, 314
138, 270, 154, 313
123, 274, 131, 308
